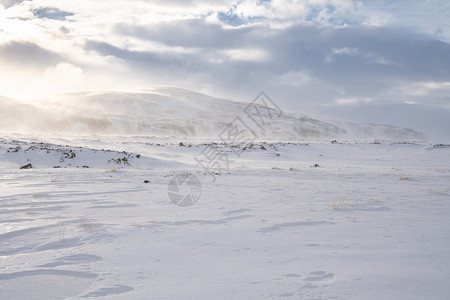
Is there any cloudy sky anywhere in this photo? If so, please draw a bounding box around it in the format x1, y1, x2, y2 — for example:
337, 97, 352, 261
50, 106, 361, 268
0, 0, 449, 136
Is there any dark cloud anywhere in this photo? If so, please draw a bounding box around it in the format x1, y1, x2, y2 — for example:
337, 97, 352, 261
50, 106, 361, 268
83, 40, 213, 78
113, 21, 450, 86
114, 19, 258, 49
272, 26, 450, 83
0, 41, 63, 68
85, 40, 186, 66
32, 7, 74, 21
82, 38, 273, 98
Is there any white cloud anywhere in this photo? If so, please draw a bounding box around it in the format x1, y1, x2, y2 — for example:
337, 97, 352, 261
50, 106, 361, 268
335, 97, 372, 105
278, 70, 313, 86
221, 48, 269, 62
325, 47, 359, 62
333, 47, 359, 55
361, 11, 393, 27
325, 46, 395, 65
43, 62, 82, 82
335, 98, 358, 105
424, 81, 450, 89
387, 81, 450, 108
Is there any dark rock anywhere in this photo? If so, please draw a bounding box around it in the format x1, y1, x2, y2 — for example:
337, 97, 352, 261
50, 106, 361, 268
144, 180, 150, 183
7, 146, 21, 153
108, 157, 130, 166
429, 144, 450, 149
136, 154, 141, 158
63, 152, 76, 159
20, 163, 32, 169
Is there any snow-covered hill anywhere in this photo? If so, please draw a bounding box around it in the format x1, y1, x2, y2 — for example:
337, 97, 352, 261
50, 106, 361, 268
0, 87, 426, 141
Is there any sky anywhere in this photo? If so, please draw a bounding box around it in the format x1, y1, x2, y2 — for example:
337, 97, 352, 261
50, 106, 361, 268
0, 0, 449, 137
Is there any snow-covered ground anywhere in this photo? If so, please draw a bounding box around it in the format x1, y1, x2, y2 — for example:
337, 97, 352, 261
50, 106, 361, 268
1, 134, 449, 299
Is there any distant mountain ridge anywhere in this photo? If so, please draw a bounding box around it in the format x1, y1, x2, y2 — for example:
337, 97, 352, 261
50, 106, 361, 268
0, 87, 426, 141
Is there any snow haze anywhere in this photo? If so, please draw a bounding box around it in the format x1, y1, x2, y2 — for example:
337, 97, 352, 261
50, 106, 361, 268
0, 87, 428, 141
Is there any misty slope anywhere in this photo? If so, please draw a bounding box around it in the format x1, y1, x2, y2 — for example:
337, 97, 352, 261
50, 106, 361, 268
0, 88, 426, 141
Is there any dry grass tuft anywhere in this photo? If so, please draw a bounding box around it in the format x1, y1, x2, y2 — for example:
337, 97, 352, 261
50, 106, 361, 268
328, 196, 346, 210
76, 222, 100, 232
59, 222, 66, 241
